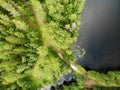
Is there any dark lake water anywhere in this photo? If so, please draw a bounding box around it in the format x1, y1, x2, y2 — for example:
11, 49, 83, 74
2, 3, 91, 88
73, 0, 120, 71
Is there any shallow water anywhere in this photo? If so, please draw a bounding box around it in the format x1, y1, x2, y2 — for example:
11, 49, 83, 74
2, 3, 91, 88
73, 0, 120, 71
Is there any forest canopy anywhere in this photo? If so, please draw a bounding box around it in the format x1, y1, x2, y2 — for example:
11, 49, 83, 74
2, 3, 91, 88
0, 0, 120, 90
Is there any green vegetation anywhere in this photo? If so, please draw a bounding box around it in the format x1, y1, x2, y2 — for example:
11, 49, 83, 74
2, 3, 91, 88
0, 0, 120, 90
0, 0, 85, 89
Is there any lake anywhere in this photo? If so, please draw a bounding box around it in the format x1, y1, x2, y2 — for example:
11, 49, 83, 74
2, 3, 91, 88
73, 0, 120, 71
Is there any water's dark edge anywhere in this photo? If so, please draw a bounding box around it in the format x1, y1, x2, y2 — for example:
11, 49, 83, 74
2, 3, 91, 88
73, 0, 120, 71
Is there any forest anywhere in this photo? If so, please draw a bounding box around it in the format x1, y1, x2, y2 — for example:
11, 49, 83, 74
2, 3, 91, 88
0, 0, 120, 90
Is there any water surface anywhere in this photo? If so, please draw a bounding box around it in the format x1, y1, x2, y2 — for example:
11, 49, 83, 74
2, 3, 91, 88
73, 0, 120, 71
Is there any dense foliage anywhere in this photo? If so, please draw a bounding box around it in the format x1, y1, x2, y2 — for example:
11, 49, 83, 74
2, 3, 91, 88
0, 0, 85, 89
0, 0, 120, 90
